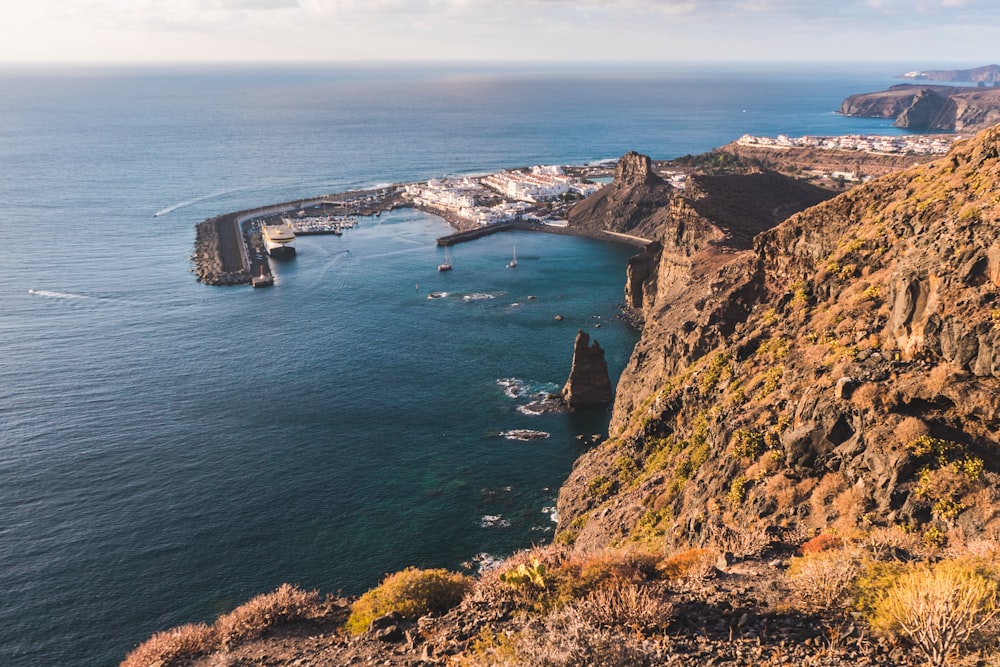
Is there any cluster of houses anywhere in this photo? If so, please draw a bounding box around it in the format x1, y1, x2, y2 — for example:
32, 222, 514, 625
403, 165, 603, 226
736, 133, 960, 155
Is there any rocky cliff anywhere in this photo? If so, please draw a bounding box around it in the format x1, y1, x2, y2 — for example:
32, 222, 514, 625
557, 127, 1000, 553
841, 83, 1000, 131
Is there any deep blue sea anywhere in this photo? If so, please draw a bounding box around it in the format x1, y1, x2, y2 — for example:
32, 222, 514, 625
0, 62, 913, 665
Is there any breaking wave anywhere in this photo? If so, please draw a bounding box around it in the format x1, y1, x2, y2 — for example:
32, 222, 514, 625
500, 429, 550, 441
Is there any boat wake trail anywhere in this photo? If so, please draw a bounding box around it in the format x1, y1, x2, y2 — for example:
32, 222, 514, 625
152, 186, 256, 218
308, 249, 353, 290
28, 288, 90, 300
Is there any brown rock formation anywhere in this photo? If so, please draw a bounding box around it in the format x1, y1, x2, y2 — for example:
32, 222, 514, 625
558, 126, 1000, 553
841, 83, 1000, 132
561, 330, 612, 410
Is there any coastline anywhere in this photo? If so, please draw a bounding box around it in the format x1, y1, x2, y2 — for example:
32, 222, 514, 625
191, 166, 643, 287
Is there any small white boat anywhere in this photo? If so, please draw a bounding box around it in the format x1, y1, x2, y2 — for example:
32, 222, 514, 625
438, 247, 453, 272
507, 241, 517, 268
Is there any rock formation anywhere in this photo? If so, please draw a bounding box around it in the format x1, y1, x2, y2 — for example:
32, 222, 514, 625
560, 330, 613, 410
841, 83, 1000, 131
557, 126, 1000, 552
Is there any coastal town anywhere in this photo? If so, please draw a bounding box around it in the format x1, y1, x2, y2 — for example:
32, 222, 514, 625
192, 131, 963, 287
403, 164, 604, 229
736, 132, 960, 155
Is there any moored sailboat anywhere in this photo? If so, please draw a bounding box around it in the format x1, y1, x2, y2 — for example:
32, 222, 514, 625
438, 247, 453, 271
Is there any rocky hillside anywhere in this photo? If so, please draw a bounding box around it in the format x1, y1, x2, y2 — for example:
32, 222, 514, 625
841, 83, 1000, 131
125, 134, 1000, 667
557, 126, 1000, 554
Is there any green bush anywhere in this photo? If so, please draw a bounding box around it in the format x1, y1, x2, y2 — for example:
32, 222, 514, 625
345, 567, 472, 635
866, 559, 1000, 667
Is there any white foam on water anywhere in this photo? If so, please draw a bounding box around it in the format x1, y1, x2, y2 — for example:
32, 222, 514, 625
28, 289, 89, 300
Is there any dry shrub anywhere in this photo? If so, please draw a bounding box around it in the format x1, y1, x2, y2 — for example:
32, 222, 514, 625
786, 546, 864, 612
865, 525, 920, 559
216, 583, 324, 648
800, 533, 844, 554
121, 622, 217, 667
577, 581, 674, 633
472, 545, 571, 611
658, 547, 715, 581
345, 567, 472, 635
478, 546, 661, 615
924, 363, 959, 396
894, 416, 930, 448
705, 524, 773, 559
495, 604, 659, 666
809, 473, 848, 527
849, 382, 883, 410
957, 538, 1000, 561
867, 559, 1000, 667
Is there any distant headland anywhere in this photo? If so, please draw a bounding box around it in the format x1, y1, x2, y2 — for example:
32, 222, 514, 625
899, 63, 1000, 84
842, 65, 1000, 132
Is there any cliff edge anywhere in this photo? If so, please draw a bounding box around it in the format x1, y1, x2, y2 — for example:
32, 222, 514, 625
841, 83, 1000, 132
557, 126, 1000, 553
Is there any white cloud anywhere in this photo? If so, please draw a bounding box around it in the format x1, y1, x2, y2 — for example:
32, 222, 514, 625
0, 0, 998, 63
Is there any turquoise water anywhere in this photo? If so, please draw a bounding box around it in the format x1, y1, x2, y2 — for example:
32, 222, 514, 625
0, 63, 913, 665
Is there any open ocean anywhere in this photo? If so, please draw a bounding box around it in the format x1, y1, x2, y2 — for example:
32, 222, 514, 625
0, 62, 912, 665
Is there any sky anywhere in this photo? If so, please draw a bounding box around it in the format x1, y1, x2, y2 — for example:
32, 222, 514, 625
0, 0, 997, 64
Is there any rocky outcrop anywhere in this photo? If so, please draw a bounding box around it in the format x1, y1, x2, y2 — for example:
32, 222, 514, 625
841, 84, 1000, 131
557, 126, 1000, 553
561, 330, 613, 410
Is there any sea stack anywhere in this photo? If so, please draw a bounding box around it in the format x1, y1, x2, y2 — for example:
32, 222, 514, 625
560, 330, 613, 410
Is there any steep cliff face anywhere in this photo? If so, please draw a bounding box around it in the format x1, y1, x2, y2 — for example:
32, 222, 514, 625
558, 128, 1000, 553
841, 84, 1000, 131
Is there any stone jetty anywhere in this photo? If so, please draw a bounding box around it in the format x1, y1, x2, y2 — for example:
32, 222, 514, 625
193, 214, 251, 286
191, 187, 404, 287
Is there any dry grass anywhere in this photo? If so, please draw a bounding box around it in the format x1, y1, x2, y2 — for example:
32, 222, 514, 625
850, 382, 884, 410
216, 583, 324, 647
894, 416, 930, 448
487, 603, 661, 666
121, 623, 217, 667
658, 547, 716, 582
475, 545, 663, 616
786, 546, 864, 612
122, 583, 328, 666
809, 473, 849, 528
577, 581, 674, 633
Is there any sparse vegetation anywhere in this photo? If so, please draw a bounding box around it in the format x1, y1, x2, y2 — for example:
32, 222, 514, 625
345, 567, 472, 635
867, 559, 1000, 667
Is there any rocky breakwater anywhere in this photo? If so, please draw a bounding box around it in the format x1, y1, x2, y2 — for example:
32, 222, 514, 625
556, 126, 1000, 554
841, 83, 1000, 132
192, 215, 251, 286
560, 330, 613, 410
